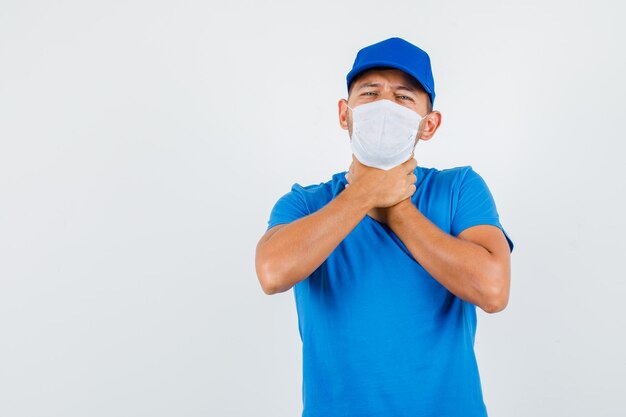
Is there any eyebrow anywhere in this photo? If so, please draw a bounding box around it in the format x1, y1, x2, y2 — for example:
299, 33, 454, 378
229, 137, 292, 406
357, 82, 417, 92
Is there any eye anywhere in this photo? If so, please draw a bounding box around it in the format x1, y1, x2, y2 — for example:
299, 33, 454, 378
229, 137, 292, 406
361, 91, 377, 96
397, 95, 414, 101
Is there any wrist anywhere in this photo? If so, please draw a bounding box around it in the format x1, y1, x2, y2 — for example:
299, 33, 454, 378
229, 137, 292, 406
342, 182, 374, 212
387, 198, 416, 225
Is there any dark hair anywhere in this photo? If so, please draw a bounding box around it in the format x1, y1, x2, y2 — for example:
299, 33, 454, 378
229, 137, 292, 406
348, 66, 432, 113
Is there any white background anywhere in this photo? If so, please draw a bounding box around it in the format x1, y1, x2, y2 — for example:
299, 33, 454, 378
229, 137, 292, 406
1, 1, 624, 416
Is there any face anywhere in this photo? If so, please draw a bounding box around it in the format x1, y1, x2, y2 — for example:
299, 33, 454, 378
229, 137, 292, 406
338, 68, 441, 142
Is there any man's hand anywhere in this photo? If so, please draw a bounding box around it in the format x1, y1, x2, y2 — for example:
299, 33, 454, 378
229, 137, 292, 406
344, 153, 417, 224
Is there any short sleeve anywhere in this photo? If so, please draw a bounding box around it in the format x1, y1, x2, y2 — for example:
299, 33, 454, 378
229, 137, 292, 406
450, 167, 514, 253
266, 184, 310, 232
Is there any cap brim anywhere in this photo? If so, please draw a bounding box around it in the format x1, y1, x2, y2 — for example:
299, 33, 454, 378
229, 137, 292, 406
346, 60, 434, 99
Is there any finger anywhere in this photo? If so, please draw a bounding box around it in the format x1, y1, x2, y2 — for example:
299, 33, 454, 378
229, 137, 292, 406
403, 156, 417, 172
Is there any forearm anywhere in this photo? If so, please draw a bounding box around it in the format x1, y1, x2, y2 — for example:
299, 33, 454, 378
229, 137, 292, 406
386, 201, 501, 310
258, 185, 372, 294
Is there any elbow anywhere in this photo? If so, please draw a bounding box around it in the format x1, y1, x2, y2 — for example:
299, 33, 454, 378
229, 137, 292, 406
256, 251, 293, 295
256, 234, 295, 295
257, 259, 299, 295
255, 238, 280, 295
479, 267, 510, 314
256, 259, 280, 295
481, 292, 508, 314
255, 235, 299, 295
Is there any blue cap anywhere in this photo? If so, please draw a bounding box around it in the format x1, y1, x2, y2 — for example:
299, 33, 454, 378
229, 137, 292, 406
346, 37, 436, 107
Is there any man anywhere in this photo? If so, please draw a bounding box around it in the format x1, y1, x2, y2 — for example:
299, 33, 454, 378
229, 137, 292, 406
255, 37, 514, 417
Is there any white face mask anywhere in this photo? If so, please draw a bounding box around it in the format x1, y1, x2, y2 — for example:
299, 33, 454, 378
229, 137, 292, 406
347, 99, 426, 170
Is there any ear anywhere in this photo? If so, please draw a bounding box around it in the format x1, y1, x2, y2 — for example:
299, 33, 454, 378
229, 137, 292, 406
338, 98, 349, 130
418, 110, 442, 141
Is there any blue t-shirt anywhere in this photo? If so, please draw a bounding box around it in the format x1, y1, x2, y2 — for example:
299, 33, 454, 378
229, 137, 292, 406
265, 165, 514, 417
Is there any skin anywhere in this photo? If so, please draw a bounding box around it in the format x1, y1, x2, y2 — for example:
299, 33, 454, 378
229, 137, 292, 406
339, 68, 440, 222
256, 68, 511, 314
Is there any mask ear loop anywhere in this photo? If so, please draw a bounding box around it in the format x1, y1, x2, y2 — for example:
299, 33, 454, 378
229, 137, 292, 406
345, 105, 354, 139
413, 112, 430, 150
414, 109, 435, 152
